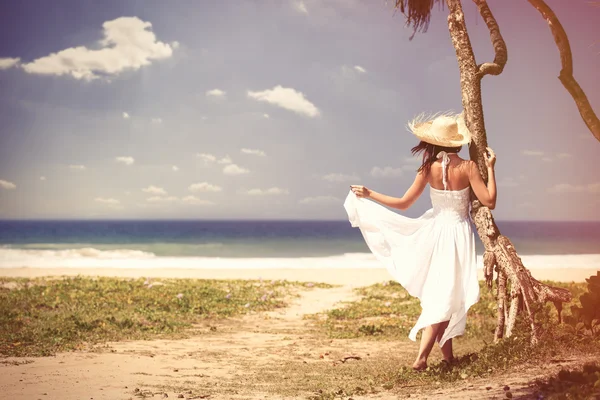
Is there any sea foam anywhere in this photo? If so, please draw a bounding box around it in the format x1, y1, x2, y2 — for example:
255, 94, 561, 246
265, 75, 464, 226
0, 247, 598, 270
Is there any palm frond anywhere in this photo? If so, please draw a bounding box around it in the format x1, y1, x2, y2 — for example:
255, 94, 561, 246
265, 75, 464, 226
394, 0, 445, 37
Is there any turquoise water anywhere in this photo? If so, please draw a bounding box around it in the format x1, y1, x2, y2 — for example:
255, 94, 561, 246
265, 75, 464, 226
0, 220, 598, 269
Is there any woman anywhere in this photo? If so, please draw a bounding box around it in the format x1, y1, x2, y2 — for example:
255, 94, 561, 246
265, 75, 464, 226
345, 112, 496, 371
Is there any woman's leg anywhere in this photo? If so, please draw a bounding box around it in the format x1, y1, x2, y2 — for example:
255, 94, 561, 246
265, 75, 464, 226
413, 323, 442, 370
440, 339, 453, 362
435, 321, 454, 362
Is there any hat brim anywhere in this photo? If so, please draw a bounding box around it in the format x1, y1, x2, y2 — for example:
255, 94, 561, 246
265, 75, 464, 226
408, 112, 471, 147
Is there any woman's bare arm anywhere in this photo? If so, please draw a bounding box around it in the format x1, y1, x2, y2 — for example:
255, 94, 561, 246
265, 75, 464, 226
351, 170, 428, 211
468, 147, 497, 209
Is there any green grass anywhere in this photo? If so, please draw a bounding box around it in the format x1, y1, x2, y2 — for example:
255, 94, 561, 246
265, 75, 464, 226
306, 279, 486, 340
310, 280, 590, 341
0, 276, 332, 357
2, 275, 599, 399
306, 279, 600, 391
310, 279, 589, 338
306, 280, 421, 339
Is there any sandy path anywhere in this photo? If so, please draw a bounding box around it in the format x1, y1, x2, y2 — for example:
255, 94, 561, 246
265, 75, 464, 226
0, 285, 367, 400
0, 267, 595, 284
1, 282, 597, 400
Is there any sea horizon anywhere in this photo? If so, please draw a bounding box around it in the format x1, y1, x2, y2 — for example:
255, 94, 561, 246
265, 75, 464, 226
1, 219, 599, 270
2, 218, 600, 222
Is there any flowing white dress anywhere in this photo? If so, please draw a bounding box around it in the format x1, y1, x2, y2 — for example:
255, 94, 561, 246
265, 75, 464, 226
343, 153, 480, 346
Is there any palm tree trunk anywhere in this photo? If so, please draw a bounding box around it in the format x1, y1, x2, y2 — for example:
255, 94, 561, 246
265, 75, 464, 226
527, 0, 600, 142
445, 0, 572, 344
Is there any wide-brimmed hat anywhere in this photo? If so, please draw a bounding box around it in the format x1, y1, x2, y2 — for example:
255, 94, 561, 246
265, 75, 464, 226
407, 112, 471, 147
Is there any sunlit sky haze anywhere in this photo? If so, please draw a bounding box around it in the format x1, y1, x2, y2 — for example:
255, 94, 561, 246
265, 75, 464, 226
0, 0, 598, 220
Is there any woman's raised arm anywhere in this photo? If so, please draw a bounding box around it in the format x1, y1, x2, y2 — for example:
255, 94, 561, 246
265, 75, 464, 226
350, 170, 428, 211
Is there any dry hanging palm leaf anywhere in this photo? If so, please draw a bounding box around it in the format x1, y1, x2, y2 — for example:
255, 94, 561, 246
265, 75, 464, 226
393, 0, 444, 39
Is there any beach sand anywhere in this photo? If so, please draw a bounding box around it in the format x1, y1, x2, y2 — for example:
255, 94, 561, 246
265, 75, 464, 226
0, 266, 595, 285
0, 267, 596, 399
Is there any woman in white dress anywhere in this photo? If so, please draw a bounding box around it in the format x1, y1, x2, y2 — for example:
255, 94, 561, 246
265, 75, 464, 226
345, 112, 497, 370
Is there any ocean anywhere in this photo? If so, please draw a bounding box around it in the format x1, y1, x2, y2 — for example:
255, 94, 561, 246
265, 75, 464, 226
0, 220, 599, 270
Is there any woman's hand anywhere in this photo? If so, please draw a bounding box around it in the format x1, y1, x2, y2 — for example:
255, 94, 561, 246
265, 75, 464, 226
350, 185, 371, 198
485, 146, 496, 169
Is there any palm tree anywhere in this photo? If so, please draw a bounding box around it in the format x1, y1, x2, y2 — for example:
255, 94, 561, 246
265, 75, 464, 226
392, 0, 600, 344
527, 0, 600, 141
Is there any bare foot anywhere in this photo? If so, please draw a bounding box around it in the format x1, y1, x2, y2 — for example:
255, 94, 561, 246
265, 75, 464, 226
442, 356, 456, 365
412, 360, 427, 371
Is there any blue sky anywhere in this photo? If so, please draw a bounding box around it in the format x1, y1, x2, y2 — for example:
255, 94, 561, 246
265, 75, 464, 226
0, 0, 598, 221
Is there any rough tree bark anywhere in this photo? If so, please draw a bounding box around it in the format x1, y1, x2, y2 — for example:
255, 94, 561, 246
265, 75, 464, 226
394, 0, 597, 343
444, 0, 572, 344
526, 0, 600, 142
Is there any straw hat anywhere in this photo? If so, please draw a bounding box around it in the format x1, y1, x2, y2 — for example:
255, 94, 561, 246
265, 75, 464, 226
407, 112, 471, 147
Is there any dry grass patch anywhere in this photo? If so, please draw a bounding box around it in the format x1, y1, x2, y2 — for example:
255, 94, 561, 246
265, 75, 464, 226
0, 276, 332, 357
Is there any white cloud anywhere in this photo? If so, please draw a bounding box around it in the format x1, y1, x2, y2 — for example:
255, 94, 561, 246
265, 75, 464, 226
341, 64, 369, 79
122, 112, 130, 119
115, 156, 135, 166
241, 148, 266, 157
522, 150, 544, 156
144, 195, 213, 206
223, 164, 249, 175
40, 176, 46, 181
21, 17, 174, 81
263, 113, 270, 119
69, 164, 86, 170
197, 153, 217, 164
322, 173, 359, 183
0, 57, 20, 70
247, 85, 320, 118
206, 88, 226, 98
188, 182, 222, 193
371, 166, 404, 178
151, 117, 162, 124
146, 196, 179, 203
95, 197, 120, 205
171, 41, 180, 49
172, 165, 179, 172
548, 183, 600, 194
292, 0, 309, 14
542, 157, 553, 162
142, 185, 167, 195
0, 180, 16, 190
245, 187, 289, 196
299, 196, 340, 205
181, 196, 214, 206
217, 155, 233, 165
557, 153, 572, 159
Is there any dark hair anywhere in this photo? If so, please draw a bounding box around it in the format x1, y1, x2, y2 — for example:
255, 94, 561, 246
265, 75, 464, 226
410, 141, 462, 176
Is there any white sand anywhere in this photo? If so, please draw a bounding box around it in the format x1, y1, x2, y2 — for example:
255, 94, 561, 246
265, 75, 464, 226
0, 266, 595, 284
0, 266, 595, 399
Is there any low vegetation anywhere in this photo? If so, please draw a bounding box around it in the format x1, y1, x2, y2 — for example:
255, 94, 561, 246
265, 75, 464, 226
2, 274, 600, 399
0, 276, 331, 357
304, 278, 599, 397
532, 362, 600, 399
564, 271, 600, 336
